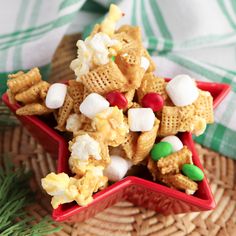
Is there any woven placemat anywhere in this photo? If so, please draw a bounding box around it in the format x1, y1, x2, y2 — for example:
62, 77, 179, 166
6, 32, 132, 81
1, 34, 236, 236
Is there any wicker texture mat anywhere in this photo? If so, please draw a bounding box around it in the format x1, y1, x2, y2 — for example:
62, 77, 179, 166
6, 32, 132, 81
1, 34, 236, 236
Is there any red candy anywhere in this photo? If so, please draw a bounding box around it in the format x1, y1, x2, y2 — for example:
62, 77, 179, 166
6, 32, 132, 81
105, 91, 128, 109
142, 92, 164, 112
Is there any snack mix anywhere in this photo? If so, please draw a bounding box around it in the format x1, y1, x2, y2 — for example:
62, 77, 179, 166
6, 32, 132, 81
6, 4, 214, 209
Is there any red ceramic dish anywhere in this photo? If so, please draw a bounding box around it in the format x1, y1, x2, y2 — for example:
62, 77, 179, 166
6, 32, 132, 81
2, 80, 230, 222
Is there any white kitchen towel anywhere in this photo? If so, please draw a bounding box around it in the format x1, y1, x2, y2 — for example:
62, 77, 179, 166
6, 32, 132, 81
0, 0, 87, 94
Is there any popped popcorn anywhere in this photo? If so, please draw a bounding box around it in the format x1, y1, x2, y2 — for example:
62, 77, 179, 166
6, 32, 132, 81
41, 168, 108, 208
100, 4, 123, 36
41, 172, 78, 209
69, 134, 101, 161
92, 106, 129, 147
70, 32, 120, 81
65, 113, 83, 133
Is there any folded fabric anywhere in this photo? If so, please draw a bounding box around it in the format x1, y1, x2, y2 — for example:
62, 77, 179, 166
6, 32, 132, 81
0, 0, 88, 95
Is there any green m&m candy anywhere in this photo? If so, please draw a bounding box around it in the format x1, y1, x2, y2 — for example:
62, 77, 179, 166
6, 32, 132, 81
150, 142, 173, 161
182, 164, 204, 181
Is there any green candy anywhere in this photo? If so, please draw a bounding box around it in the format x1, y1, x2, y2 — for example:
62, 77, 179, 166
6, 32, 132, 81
150, 142, 173, 161
111, 56, 115, 61
182, 164, 204, 181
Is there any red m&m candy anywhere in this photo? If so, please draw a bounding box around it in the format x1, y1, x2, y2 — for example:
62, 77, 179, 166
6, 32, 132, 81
105, 91, 128, 109
141, 92, 164, 112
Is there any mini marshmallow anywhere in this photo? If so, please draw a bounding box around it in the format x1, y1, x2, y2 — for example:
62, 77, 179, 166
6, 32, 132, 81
166, 74, 199, 107
79, 93, 109, 119
140, 56, 150, 71
128, 108, 155, 132
45, 83, 67, 109
161, 135, 183, 152
104, 155, 132, 182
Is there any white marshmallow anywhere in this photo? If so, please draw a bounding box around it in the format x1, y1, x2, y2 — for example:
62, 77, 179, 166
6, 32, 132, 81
161, 135, 183, 152
79, 93, 109, 119
45, 83, 67, 109
140, 56, 150, 71
166, 74, 199, 107
104, 155, 132, 182
128, 108, 155, 132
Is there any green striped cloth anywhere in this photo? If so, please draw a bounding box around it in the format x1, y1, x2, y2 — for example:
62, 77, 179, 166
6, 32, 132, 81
1, 0, 236, 158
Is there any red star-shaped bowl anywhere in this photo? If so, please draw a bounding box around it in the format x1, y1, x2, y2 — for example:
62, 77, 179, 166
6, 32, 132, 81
2, 80, 230, 222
